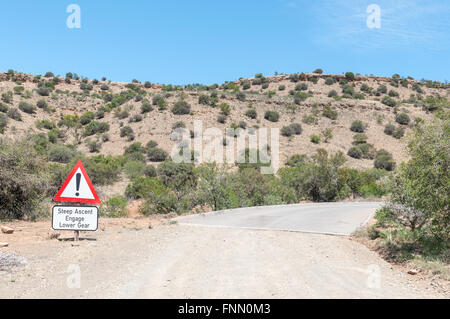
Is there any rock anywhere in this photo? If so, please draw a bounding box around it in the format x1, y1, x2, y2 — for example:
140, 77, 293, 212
1, 226, 14, 234
0, 242, 8, 248
408, 269, 419, 275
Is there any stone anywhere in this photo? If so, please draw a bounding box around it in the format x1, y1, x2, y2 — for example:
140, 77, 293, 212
407, 269, 419, 275
1, 226, 14, 234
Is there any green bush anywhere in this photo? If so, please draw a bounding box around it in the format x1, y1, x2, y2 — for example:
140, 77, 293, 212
36, 99, 48, 109
236, 92, 246, 101
328, 90, 338, 97
281, 126, 293, 137
310, 135, 320, 144
147, 147, 168, 162
141, 100, 153, 113
0, 139, 52, 220
100, 196, 128, 217
392, 126, 405, 139
7, 108, 21, 121
290, 123, 302, 135
84, 121, 110, 136
217, 114, 227, 124
0, 103, 8, 113
348, 146, 363, 159
350, 120, 366, 133
345, 72, 355, 81
325, 78, 335, 85
278, 85, 286, 91
18, 102, 36, 114
0, 113, 8, 134
322, 106, 338, 120
48, 144, 77, 163
382, 96, 396, 107
220, 103, 231, 116
124, 160, 147, 179
245, 109, 257, 119
395, 113, 410, 125
120, 126, 135, 141
295, 83, 308, 91
172, 100, 191, 115
384, 123, 395, 135
80, 112, 95, 125
374, 150, 396, 171
264, 110, 280, 122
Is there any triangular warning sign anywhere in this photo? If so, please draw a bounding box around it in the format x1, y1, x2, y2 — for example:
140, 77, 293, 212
53, 160, 101, 204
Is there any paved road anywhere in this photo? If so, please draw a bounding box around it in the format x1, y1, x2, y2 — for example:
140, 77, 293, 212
175, 202, 383, 235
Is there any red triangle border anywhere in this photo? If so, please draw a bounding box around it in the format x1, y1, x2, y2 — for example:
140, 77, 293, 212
53, 160, 101, 204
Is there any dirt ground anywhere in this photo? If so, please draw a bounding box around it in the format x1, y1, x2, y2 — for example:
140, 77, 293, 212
0, 217, 448, 299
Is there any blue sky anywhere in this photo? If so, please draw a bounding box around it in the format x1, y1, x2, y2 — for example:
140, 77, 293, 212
0, 0, 448, 84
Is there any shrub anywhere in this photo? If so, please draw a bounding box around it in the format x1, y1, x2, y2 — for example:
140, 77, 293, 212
152, 95, 165, 105
0, 103, 8, 113
264, 110, 279, 122
87, 139, 102, 153
348, 146, 363, 159
129, 114, 143, 123
147, 147, 168, 162
281, 126, 293, 137
84, 121, 110, 136
325, 78, 335, 85
290, 123, 302, 135
377, 85, 387, 95
141, 100, 153, 113
328, 89, 338, 97
382, 96, 396, 107
7, 108, 21, 121
388, 90, 399, 97
100, 196, 128, 217
37, 87, 50, 96
172, 100, 191, 115
47, 144, 77, 163
342, 84, 355, 96
36, 99, 48, 109
220, 103, 231, 116
198, 94, 210, 105
2, 92, 13, 104
18, 102, 36, 114
374, 150, 396, 171
278, 85, 286, 91
353, 134, 368, 145
117, 110, 129, 119
313, 68, 323, 74
217, 114, 227, 124
395, 113, 410, 125
384, 123, 395, 135
345, 72, 355, 81
0, 114, 7, 134
80, 112, 95, 125
295, 83, 308, 91
0, 140, 52, 220
384, 120, 449, 242
392, 126, 405, 139
120, 126, 135, 141
350, 120, 366, 133
310, 135, 320, 144
236, 92, 246, 101
245, 108, 257, 119
322, 106, 338, 120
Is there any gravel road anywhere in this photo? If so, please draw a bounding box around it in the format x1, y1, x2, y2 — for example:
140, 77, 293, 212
0, 223, 447, 299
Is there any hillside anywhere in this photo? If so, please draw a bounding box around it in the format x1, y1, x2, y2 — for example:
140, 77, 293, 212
0, 70, 448, 200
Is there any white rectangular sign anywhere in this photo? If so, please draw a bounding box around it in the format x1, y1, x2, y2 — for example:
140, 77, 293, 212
52, 206, 98, 231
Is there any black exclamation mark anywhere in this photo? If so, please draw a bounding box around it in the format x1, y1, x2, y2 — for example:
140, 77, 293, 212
75, 173, 81, 197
